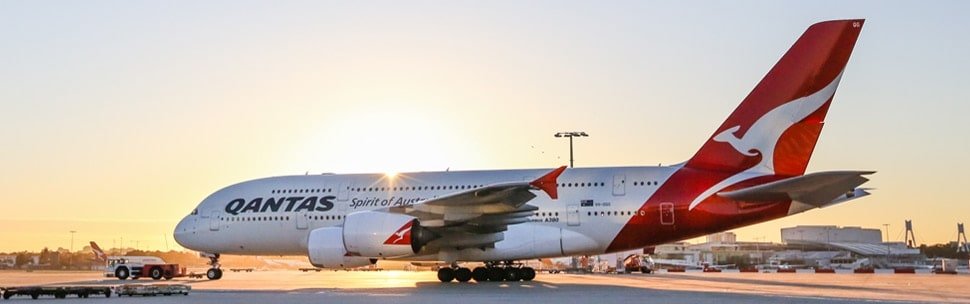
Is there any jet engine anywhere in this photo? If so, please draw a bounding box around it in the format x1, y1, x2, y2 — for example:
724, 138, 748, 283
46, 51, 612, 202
306, 227, 376, 269
343, 211, 438, 258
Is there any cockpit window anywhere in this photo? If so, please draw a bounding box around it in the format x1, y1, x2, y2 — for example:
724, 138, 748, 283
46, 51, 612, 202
191, 209, 198, 215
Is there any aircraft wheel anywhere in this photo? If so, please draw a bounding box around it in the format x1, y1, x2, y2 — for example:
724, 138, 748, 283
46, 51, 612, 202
487, 267, 506, 281
471, 267, 489, 282
454, 268, 472, 282
115, 267, 130, 280
206, 268, 223, 280
437, 267, 455, 282
505, 268, 521, 281
522, 267, 536, 281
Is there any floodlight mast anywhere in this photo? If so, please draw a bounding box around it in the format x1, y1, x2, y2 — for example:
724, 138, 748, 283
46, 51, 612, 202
554, 131, 588, 168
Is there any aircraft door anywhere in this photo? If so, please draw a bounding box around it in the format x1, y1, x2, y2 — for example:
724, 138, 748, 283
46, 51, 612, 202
613, 175, 626, 196
566, 205, 580, 226
296, 212, 309, 230
660, 202, 674, 225
337, 183, 349, 201
209, 211, 221, 231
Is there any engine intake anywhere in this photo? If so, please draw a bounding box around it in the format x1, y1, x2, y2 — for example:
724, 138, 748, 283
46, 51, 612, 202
306, 227, 377, 269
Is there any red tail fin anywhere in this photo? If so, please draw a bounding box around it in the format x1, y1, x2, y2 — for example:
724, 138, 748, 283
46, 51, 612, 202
90, 241, 107, 262
686, 20, 864, 176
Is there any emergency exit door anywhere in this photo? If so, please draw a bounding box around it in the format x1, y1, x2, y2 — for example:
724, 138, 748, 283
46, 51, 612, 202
566, 205, 580, 226
296, 212, 309, 230
660, 202, 675, 225
613, 175, 626, 196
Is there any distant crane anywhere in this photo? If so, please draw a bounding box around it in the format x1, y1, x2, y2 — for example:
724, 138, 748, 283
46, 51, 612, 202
904, 220, 916, 248
957, 223, 969, 253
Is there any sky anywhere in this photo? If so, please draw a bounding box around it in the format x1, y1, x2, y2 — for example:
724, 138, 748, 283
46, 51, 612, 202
1, 1, 968, 253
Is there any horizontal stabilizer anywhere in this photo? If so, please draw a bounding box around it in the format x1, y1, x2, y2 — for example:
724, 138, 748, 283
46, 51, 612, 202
718, 171, 874, 207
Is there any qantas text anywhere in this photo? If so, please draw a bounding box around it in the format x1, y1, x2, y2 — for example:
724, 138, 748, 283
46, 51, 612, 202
225, 196, 336, 215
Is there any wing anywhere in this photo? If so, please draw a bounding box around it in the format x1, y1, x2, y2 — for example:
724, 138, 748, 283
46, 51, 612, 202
386, 166, 566, 250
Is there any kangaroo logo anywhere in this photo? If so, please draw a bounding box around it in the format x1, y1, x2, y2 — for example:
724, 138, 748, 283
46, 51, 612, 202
384, 221, 413, 245
688, 71, 844, 210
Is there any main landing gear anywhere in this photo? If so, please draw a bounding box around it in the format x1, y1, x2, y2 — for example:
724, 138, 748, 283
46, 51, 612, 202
437, 261, 536, 283
203, 253, 223, 280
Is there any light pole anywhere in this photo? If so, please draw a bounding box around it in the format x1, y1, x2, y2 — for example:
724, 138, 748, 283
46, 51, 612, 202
882, 224, 890, 242
882, 223, 891, 259
69, 230, 76, 268
554, 131, 589, 168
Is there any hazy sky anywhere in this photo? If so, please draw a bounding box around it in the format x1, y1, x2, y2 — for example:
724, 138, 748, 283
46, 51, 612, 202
2, 1, 968, 252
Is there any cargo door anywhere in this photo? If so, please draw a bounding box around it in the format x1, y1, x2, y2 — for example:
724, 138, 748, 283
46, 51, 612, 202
566, 205, 580, 226
612, 175, 626, 196
208, 211, 221, 231
296, 211, 309, 230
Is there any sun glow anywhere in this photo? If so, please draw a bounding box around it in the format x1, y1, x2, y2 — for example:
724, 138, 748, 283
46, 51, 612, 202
282, 101, 489, 175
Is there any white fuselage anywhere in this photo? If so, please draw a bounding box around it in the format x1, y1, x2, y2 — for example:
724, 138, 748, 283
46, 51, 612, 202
174, 166, 676, 261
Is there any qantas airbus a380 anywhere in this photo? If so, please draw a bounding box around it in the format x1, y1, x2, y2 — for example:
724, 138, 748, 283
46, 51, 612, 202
174, 19, 873, 282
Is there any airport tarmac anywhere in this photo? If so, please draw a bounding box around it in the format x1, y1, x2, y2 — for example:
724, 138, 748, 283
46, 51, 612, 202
1, 270, 968, 303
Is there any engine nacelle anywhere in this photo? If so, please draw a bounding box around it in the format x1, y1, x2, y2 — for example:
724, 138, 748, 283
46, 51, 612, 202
306, 227, 376, 269
343, 211, 438, 258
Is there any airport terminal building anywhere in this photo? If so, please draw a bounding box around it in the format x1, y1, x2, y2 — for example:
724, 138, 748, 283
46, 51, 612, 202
646, 226, 924, 269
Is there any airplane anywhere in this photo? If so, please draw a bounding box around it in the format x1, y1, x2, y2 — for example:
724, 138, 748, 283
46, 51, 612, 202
90, 241, 107, 263
174, 19, 873, 283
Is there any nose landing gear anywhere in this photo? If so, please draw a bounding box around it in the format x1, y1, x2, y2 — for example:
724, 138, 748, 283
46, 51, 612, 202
201, 253, 223, 280
437, 261, 536, 283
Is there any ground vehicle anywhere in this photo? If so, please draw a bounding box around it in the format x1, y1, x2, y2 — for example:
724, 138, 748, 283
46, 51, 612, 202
104, 256, 167, 280
622, 254, 652, 274
91, 241, 183, 280
1, 286, 111, 300
116, 284, 190, 296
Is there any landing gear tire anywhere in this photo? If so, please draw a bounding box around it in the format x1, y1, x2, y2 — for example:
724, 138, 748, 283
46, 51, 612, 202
471, 267, 489, 282
487, 267, 506, 282
206, 268, 223, 280
522, 267, 536, 281
454, 268, 472, 282
115, 267, 130, 280
437, 267, 456, 282
505, 268, 521, 281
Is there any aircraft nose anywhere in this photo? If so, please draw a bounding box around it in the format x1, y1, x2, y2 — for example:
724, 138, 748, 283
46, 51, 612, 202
173, 216, 198, 249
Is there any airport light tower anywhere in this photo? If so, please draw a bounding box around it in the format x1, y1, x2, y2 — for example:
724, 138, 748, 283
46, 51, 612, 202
554, 131, 588, 168
69, 230, 76, 268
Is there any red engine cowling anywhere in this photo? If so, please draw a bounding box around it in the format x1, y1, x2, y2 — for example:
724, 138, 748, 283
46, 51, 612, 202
343, 211, 438, 258
306, 227, 376, 269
